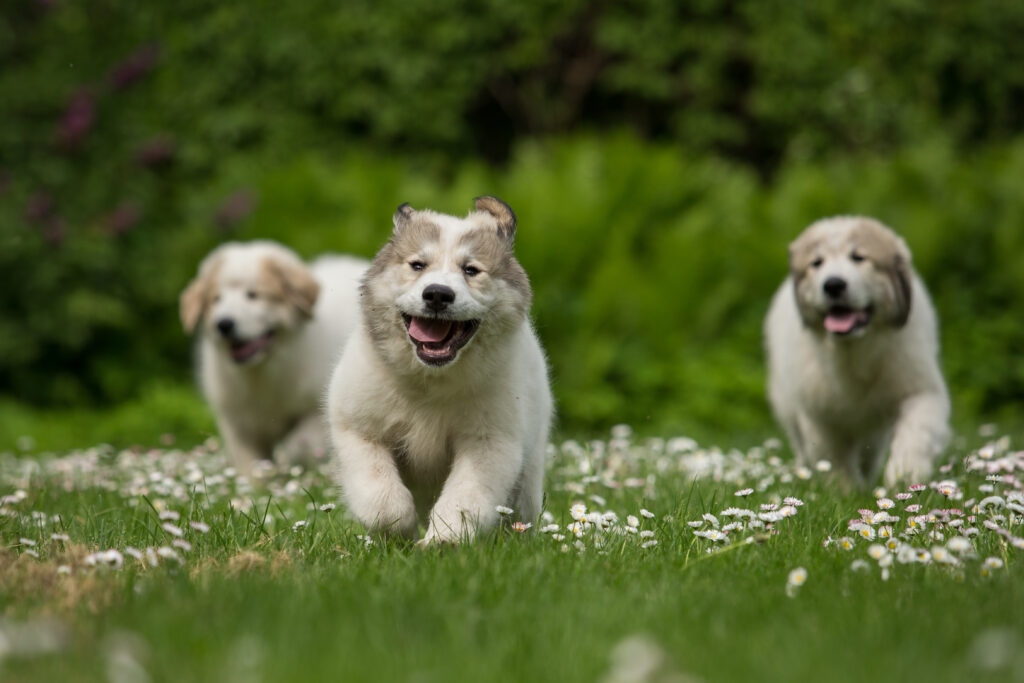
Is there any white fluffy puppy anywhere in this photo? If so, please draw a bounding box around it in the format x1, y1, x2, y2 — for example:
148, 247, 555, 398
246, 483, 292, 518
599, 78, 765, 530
180, 240, 368, 471
327, 197, 552, 544
765, 216, 950, 487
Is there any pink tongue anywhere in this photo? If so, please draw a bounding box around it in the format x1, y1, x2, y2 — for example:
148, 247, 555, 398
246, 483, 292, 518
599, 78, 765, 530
824, 311, 859, 334
231, 334, 272, 360
408, 317, 453, 343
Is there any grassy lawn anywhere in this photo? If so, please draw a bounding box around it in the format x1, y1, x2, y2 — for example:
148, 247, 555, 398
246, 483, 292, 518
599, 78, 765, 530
1, 427, 1022, 682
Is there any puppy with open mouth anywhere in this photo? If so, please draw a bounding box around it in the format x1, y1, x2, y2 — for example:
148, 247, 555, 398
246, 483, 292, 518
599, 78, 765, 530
327, 197, 553, 544
180, 241, 368, 472
764, 216, 951, 487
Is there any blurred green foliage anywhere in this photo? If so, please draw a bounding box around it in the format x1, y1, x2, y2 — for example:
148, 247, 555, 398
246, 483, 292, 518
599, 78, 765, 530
2, 0, 1023, 442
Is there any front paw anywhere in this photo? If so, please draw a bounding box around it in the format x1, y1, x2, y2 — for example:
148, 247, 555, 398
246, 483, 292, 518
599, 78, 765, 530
884, 452, 934, 488
422, 513, 475, 546
359, 486, 419, 540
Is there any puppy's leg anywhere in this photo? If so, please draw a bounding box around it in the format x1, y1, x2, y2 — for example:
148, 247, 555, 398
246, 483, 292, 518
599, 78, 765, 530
793, 411, 835, 468
513, 442, 545, 525
218, 418, 267, 475
778, 410, 807, 466
793, 411, 869, 485
274, 413, 329, 466
422, 438, 523, 545
333, 430, 419, 539
884, 393, 951, 487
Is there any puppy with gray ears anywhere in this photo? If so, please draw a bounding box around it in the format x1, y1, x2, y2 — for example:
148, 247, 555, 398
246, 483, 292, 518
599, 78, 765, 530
327, 196, 553, 545
764, 216, 951, 487
181, 240, 368, 472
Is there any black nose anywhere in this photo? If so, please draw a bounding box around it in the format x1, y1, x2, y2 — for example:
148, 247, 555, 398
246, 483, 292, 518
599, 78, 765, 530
823, 277, 847, 298
216, 318, 235, 337
422, 284, 455, 311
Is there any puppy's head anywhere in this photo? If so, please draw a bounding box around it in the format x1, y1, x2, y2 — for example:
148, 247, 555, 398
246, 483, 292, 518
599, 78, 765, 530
180, 241, 320, 364
789, 216, 912, 338
361, 196, 531, 369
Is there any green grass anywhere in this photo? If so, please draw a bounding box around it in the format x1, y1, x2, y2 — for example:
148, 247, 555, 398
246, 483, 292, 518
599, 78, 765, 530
1, 431, 1022, 682
0, 384, 215, 454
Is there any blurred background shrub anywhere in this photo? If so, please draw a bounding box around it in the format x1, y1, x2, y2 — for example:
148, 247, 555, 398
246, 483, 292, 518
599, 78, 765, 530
1, 0, 1022, 446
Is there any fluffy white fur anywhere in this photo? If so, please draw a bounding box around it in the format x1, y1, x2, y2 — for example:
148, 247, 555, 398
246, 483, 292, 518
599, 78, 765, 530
327, 197, 552, 544
765, 216, 950, 487
180, 240, 368, 471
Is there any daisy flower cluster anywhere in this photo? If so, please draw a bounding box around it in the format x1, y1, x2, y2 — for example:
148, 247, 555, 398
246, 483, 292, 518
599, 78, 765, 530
0, 439, 337, 573
686, 489, 805, 551
828, 437, 1023, 580
551, 425, 830, 501
538, 426, 815, 556
533, 500, 662, 554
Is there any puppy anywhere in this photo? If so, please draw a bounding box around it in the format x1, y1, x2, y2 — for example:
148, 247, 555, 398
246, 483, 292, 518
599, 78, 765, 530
764, 216, 950, 487
180, 240, 368, 471
327, 197, 552, 544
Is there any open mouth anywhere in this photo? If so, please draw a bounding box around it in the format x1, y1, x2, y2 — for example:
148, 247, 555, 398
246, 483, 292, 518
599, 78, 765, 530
402, 315, 480, 366
823, 306, 872, 336
228, 330, 275, 363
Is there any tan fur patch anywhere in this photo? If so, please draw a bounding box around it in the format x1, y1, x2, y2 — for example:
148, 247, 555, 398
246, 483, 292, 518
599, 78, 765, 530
457, 228, 531, 309
261, 255, 320, 317
473, 196, 517, 241
361, 219, 442, 346
787, 231, 819, 285
179, 254, 224, 333
391, 217, 442, 257
849, 219, 913, 326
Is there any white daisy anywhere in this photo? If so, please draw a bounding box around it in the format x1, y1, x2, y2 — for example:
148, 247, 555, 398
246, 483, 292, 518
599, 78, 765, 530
162, 522, 184, 537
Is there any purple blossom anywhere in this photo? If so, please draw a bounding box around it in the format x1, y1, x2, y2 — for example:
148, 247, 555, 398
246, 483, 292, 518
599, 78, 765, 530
109, 45, 160, 91
102, 202, 141, 236
41, 217, 67, 247
24, 193, 67, 246
55, 88, 95, 150
24, 192, 55, 225
134, 136, 176, 168
214, 190, 257, 231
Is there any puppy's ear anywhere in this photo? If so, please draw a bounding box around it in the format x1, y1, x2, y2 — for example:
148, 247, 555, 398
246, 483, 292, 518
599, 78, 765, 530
179, 275, 208, 334
787, 233, 815, 283
474, 196, 517, 242
180, 252, 224, 334
393, 203, 415, 234
888, 251, 913, 328
264, 256, 320, 317
856, 218, 914, 328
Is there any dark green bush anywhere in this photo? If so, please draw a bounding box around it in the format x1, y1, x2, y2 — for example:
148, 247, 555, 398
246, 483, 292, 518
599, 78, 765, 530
10, 132, 1024, 439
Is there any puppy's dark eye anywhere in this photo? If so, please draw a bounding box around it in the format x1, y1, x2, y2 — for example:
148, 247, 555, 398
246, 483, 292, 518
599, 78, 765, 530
811, 257, 824, 268
850, 251, 866, 263
246, 290, 258, 300
463, 265, 481, 277
409, 260, 426, 272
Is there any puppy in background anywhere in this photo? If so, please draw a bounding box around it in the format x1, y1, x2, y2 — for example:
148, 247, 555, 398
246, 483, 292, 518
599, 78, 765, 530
764, 216, 950, 487
327, 197, 552, 544
181, 240, 368, 471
